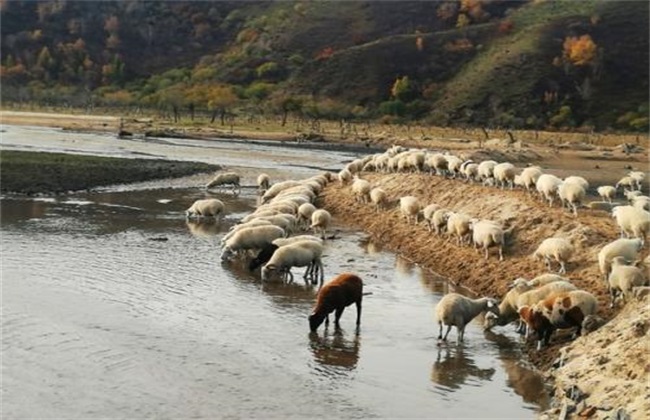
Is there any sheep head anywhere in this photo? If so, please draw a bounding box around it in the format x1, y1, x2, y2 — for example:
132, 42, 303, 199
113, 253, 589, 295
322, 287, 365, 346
308, 311, 326, 332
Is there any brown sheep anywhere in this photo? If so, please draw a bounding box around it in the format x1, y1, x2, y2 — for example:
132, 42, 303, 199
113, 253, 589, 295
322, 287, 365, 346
519, 290, 598, 350
309, 273, 363, 332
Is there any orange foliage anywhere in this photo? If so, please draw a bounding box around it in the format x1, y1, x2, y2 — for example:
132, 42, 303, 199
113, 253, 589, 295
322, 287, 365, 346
436, 2, 458, 21
106, 33, 120, 50
315, 47, 334, 61
104, 15, 119, 33
498, 20, 514, 34
562, 34, 597, 66
444, 38, 474, 52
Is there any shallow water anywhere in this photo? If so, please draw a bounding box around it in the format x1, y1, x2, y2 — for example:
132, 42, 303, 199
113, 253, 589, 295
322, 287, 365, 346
1, 126, 550, 418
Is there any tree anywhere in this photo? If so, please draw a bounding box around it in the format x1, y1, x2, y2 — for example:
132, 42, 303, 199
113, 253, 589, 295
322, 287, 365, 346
391, 76, 416, 102
563, 35, 597, 67
207, 85, 237, 125
270, 93, 302, 126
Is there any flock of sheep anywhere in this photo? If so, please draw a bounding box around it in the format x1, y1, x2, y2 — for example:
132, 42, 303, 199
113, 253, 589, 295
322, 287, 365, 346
185, 143, 649, 350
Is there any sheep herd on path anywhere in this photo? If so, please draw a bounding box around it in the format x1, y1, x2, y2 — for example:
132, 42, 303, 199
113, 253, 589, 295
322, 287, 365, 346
186, 144, 649, 359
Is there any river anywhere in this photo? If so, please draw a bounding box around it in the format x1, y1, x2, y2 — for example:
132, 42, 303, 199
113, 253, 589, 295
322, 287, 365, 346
1, 124, 549, 418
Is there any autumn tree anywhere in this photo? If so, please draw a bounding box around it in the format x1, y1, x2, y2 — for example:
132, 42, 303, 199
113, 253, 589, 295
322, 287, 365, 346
270, 92, 302, 126
391, 76, 416, 102
562, 34, 597, 66
206, 85, 238, 125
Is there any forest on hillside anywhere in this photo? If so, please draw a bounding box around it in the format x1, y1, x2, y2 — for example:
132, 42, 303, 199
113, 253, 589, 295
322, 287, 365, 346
1, 0, 648, 132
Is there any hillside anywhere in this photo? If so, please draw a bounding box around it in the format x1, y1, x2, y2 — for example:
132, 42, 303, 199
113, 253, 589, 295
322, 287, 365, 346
1, 0, 648, 131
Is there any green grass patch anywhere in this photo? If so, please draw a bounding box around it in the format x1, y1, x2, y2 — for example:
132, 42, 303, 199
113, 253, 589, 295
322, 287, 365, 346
0, 151, 220, 195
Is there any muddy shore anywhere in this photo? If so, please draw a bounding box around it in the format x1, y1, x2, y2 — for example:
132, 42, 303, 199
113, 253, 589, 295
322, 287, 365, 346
2, 110, 648, 419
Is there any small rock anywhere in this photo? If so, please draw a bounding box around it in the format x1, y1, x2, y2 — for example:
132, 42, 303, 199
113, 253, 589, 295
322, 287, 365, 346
608, 407, 631, 420
596, 355, 610, 365
149, 237, 169, 242
565, 384, 587, 402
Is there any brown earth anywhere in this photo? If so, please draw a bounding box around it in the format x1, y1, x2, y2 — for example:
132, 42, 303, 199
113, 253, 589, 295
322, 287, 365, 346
2, 110, 649, 418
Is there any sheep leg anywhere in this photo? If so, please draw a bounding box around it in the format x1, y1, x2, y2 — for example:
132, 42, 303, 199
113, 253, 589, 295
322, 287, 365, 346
355, 300, 362, 326
484, 247, 489, 260
457, 325, 465, 344
559, 261, 566, 274
498, 246, 503, 261
442, 325, 452, 342
334, 307, 345, 329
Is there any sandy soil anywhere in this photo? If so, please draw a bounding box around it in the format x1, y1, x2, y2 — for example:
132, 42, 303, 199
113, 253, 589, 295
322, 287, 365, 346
2, 110, 649, 419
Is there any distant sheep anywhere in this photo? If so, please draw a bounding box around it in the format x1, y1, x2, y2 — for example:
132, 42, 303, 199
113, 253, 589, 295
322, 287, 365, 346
563, 176, 590, 192
616, 176, 636, 192
427, 153, 448, 176
399, 196, 421, 225
422, 203, 441, 231
257, 173, 270, 192
297, 203, 317, 229
607, 256, 649, 307
261, 180, 302, 203
536, 174, 563, 207
206, 172, 241, 194
446, 212, 472, 246
370, 187, 388, 212
220, 225, 285, 261
470, 219, 505, 260
477, 160, 498, 182
310, 209, 332, 239
612, 205, 650, 246
631, 195, 650, 212
597, 186, 617, 203
518, 166, 543, 193
351, 177, 371, 203
338, 168, 353, 185
309, 273, 363, 332
186, 198, 225, 218
436, 293, 499, 343
598, 238, 643, 281
493, 162, 516, 189
445, 155, 464, 178
558, 181, 585, 217
431, 209, 451, 235
533, 237, 574, 274
628, 171, 645, 191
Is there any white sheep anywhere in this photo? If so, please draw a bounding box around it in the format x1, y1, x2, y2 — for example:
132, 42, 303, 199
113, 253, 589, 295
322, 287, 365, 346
514, 280, 578, 337
518, 166, 543, 193
446, 212, 472, 245
221, 225, 285, 261
616, 176, 636, 192
510, 273, 569, 289
631, 195, 650, 212
607, 256, 649, 307
536, 174, 563, 207
470, 219, 505, 260
624, 190, 643, 201
533, 237, 574, 274
563, 176, 590, 192
493, 162, 516, 189
261, 180, 302, 203
558, 181, 585, 217
351, 177, 371, 203
445, 155, 464, 178
272, 235, 323, 247
597, 185, 617, 203
261, 240, 324, 284
477, 160, 498, 182
310, 209, 332, 239
399, 196, 421, 225
435, 293, 499, 343
297, 203, 317, 229
612, 205, 650, 246
338, 168, 353, 185
206, 172, 241, 194
427, 153, 448, 176
597, 238, 643, 281
257, 173, 270, 192
422, 203, 440, 231
431, 209, 451, 235
628, 171, 645, 191
462, 162, 479, 183
370, 187, 388, 212
185, 198, 225, 218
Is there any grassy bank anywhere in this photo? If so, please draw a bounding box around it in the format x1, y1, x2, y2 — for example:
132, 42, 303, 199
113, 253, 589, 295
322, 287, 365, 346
0, 150, 220, 194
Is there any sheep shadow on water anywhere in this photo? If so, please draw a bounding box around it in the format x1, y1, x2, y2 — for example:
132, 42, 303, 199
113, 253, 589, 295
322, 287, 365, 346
430, 346, 496, 391
309, 329, 361, 372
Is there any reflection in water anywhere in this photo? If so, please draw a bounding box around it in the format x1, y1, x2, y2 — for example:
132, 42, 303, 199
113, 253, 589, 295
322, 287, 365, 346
362, 239, 383, 255
395, 255, 415, 277
430, 346, 496, 391
484, 330, 551, 409
186, 219, 223, 238
309, 329, 360, 372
